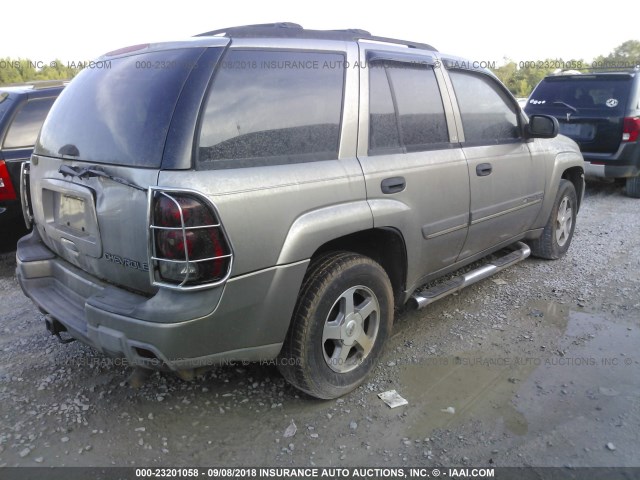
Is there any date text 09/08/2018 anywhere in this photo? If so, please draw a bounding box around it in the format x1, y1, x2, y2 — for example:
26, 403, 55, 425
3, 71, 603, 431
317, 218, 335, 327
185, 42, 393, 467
135, 467, 496, 478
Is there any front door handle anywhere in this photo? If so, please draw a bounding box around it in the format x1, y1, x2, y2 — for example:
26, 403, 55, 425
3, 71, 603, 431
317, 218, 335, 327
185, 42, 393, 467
381, 176, 406, 194
476, 163, 493, 176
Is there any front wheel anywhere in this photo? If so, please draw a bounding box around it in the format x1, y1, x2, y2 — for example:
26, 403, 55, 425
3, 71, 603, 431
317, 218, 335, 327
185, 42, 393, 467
531, 179, 577, 259
278, 252, 393, 399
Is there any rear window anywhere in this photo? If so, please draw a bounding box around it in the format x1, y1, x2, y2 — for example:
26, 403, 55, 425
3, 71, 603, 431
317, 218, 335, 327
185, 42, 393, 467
526, 76, 632, 116
3, 97, 56, 149
36, 48, 206, 167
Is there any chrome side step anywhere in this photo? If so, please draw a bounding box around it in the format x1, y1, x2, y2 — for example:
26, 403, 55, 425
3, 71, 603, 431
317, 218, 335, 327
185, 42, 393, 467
410, 242, 531, 310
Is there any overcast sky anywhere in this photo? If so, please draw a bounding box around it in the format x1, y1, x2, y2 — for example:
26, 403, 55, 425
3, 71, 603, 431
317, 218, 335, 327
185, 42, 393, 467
2, 0, 637, 65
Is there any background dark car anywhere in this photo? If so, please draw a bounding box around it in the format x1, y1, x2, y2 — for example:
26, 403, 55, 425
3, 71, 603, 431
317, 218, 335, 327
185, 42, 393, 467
0, 81, 66, 228
525, 70, 640, 197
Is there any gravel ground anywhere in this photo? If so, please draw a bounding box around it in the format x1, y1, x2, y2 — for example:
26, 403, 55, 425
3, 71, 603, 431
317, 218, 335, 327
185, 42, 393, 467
0, 179, 638, 469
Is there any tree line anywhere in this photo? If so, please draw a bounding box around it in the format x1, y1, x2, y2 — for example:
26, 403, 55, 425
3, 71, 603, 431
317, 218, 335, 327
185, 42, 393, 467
2, 41, 639, 96
0, 58, 79, 86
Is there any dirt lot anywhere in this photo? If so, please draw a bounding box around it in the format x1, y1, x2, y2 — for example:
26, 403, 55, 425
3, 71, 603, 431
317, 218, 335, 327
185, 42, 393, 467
0, 180, 638, 470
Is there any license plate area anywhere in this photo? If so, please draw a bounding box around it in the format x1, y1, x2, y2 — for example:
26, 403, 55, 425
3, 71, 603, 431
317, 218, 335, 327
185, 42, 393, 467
56, 194, 87, 233
559, 122, 596, 141
40, 179, 102, 258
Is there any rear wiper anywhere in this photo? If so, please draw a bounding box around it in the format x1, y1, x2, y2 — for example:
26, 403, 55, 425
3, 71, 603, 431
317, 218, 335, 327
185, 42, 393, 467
59, 165, 146, 192
552, 101, 579, 113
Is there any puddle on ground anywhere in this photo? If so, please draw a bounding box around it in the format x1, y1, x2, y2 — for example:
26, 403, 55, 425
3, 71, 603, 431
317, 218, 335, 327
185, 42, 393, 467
524, 299, 571, 330
394, 304, 638, 440
399, 350, 534, 436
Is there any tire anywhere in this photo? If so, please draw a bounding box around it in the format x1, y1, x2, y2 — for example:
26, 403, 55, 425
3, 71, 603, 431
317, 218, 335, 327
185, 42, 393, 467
625, 176, 640, 198
278, 252, 393, 399
531, 179, 577, 260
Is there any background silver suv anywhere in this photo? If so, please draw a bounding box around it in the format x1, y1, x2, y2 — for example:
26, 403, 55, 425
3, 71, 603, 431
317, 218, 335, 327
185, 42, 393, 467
16, 23, 585, 399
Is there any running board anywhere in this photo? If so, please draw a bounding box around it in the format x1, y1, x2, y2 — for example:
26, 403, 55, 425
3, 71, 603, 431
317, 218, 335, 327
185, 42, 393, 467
409, 242, 531, 310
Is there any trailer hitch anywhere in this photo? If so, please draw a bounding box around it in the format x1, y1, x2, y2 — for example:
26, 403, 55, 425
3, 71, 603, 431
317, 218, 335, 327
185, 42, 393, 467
44, 315, 76, 344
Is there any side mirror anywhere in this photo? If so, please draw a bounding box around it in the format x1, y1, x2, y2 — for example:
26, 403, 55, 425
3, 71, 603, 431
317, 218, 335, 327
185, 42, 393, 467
526, 115, 559, 139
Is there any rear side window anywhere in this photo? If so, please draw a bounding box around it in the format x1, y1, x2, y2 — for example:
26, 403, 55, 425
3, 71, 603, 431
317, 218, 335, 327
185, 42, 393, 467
449, 70, 520, 144
37, 48, 206, 167
3, 97, 56, 149
369, 61, 449, 155
0, 93, 13, 124
198, 50, 345, 169
526, 76, 632, 116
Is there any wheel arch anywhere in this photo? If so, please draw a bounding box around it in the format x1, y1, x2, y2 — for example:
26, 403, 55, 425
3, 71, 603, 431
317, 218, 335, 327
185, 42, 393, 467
534, 153, 584, 228
312, 227, 408, 308
561, 166, 585, 212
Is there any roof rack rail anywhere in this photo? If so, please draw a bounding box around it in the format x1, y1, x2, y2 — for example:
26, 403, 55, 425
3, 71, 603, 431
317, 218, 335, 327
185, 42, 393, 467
25, 79, 69, 89
1, 79, 69, 90
196, 22, 303, 37
195, 22, 437, 52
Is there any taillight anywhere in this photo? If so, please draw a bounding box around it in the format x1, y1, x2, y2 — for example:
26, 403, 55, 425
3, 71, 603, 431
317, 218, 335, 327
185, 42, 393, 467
0, 160, 17, 201
149, 189, 233, 290
622, 117, 640, 142
20, 161, 33, 229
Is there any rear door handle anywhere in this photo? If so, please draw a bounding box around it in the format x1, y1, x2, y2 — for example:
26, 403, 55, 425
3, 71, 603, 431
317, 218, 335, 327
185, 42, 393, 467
476, 163, 493, 176
381, 176, 406, 194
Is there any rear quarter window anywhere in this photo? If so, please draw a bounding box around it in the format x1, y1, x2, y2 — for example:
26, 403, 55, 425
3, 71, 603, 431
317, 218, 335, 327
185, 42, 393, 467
197, 50, 345, 169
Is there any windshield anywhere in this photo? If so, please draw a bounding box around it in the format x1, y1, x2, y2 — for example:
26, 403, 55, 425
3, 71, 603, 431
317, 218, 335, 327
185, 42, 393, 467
526, 76, 632, 116
36, 48, 207, 167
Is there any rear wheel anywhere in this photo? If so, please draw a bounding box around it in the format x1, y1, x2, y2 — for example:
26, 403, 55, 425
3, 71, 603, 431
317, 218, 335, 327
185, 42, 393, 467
278, 252, 393, 399
531, 179, 577, 259
625, 176, 640, 198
